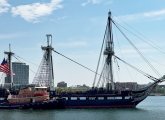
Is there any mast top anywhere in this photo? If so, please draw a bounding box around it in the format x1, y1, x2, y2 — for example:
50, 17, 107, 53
108, 11, 111, 17
46, 34, 52, 46
9, 44, 11, 52
4, 44, 14, 55
42, 34, 54, 51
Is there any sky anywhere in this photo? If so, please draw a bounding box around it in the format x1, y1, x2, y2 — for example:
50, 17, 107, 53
1, 0, 165, 87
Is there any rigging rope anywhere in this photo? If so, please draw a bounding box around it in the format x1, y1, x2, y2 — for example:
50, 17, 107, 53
114, 24, 136, 83
51, 17, 163, 86
92, 24, 107, 88
114, 55, 158, 82
54, 49, 124, 88
13, 55, 36, 74
111, 19, 161, 77
96, 66, 104, 88
14, 54, 38, 67
114, 19, 165, 55
53, 50, 98, 75
53, 49, 159, 88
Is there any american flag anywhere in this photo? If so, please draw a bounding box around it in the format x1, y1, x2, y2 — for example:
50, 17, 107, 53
0, 58, 10, 75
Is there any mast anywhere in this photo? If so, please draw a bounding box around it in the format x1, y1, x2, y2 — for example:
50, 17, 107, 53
41, 34, 54, 91
4, 44, 14, 88
103, 11, 115, 91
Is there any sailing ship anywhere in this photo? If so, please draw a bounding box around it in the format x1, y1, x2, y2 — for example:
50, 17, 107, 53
51, 11, 165, 108
0, 11, 164, 109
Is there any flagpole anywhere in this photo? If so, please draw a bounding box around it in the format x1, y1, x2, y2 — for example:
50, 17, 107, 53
4, 44, 14, 88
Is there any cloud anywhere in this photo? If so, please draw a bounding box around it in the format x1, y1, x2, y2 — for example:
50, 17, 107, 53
81, 0, 113, 6
116, 9, 165, 22
0, 0, 10, 14
81, 0, 103, 6
11, 0, 62, 23
143, 9, 165, 17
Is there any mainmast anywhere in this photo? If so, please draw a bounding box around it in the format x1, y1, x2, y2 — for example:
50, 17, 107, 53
41, 34, 54, 91
4, 44, 14, 88
33, 34, 55, 91
103, 11, 115, 91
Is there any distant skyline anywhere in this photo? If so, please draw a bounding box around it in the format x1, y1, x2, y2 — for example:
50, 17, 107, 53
1, 0, 165, 86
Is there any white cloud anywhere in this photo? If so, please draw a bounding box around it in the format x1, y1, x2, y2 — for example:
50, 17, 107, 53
11, 0, 62, 23
81, 0, 103, 6
143, 9, 165, 17
0, 0, 10, 14
81, 0, 113, 6
116, 9, 165, 22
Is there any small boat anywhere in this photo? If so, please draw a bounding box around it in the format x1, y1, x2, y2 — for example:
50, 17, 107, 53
7, 86, 49, 104
0, 85, 60, 109
0, 44, 59, 109
0, 86, 61, 109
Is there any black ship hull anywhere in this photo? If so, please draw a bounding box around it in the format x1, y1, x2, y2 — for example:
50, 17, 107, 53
62, 97, 138, 108
0, 96, 140, 109
54, 93, 143, 109
54, 81, 159, 109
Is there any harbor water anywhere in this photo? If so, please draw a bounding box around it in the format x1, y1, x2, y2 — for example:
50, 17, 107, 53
0, 96, 165, 120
